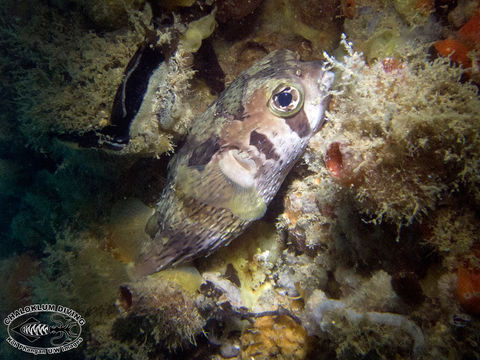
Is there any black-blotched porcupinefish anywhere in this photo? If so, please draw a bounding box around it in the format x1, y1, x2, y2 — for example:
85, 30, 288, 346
134, 49, 334, 276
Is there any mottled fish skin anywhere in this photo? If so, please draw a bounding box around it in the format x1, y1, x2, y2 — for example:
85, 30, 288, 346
134, 49, 334, 276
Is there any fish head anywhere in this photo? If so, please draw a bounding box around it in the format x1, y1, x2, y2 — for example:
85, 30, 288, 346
241, 49, 335, 136
208, 49, 335, 202
173, 49, 336, 220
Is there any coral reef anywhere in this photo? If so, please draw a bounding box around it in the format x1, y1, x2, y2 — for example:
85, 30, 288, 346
275, 29, 480, 360
1, 0, 215, 156
1, 2, 145, 151
319, 35, 480, 226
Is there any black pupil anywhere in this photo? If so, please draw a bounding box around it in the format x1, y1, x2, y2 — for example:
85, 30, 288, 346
276, 91, 293, 107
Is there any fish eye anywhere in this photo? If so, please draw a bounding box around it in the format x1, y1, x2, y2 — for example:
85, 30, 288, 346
268, 84, 304, 117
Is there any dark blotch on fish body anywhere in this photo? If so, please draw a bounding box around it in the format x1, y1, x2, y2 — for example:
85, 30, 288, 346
188, 135, 221, 167
249, 130, 280, 161
285, 110, 311, 138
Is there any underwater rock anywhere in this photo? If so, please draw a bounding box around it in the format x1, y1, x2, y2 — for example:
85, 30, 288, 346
216, 36, 311, 84
320, 35, 480, 226
117, 269, 205, 350
216, 0, 264, 23
53, 7, 217, 155
5, 1, 164, 153
194, 39, 226, 94
420, 206, 477, 269
214, 0, 343, 82
275, 252, 329, 298
200, 222, 284, 312
342, 270, 400, 312
343, 1, 440, 63
448, 0, 478, 28
159, 0, 196, 8
83, 0, 146, 30
277, 162, 338, 254
393, 0, 434, 25
261, 0, 342, 55
133, 48, 334, 276
286, 0, 341, 33
391, 271, 426, 306
304, 289, 425, 357
202, 272, 245, 310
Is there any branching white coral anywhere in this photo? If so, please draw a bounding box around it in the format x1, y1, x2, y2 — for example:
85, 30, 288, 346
323, 34, 367, 89
317, 34, 480, 225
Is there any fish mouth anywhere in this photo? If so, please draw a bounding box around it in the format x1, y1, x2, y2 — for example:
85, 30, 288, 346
218, 149, 257, 188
